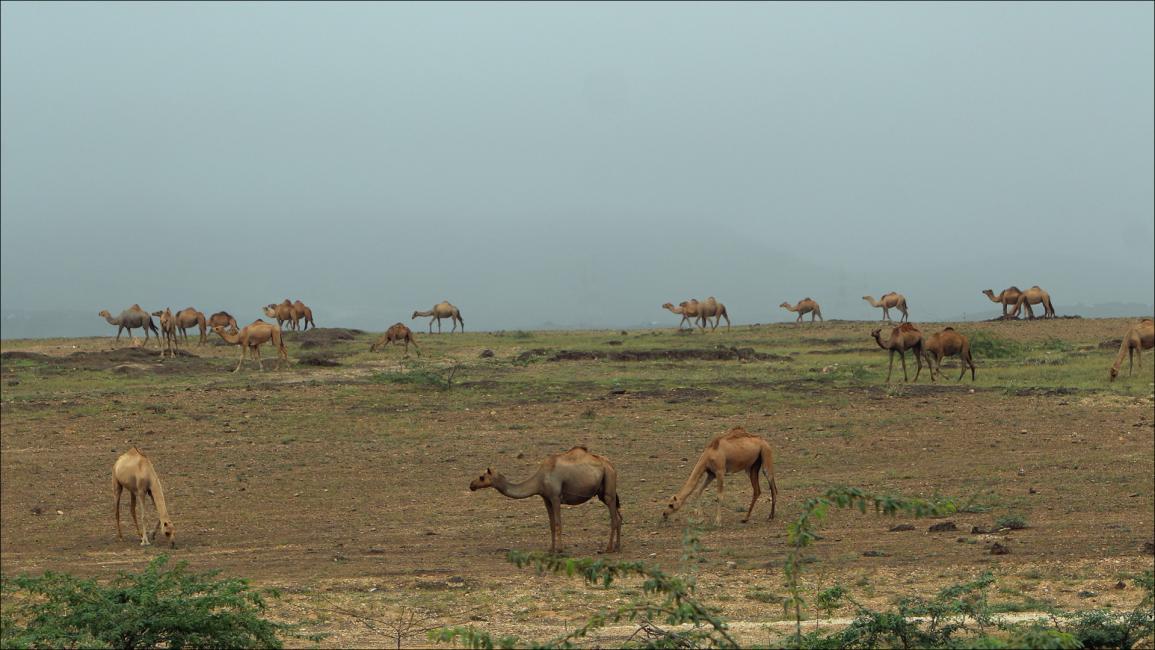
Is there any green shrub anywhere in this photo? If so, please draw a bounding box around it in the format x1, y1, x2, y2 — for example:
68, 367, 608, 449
968, 332, 1022, 359
995, 515, 1029, 530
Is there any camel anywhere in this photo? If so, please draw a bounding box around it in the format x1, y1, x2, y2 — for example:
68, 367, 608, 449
697, 296, 731, 331
470, 446, 621, 553
291, 300, 315, 331
370, 323, 420, 357
862, 293, 909, 322
113, 447, 175, 548
99, 305, 160, 347
1109, 319, 1155, 381
212, 319, 288, 372
207, 311, 239, 333
780, 298, 823, 323
981, 287, 1024, 319
922, 327, 975, 382
871, 322, 924, 382
151, 308, 179, 359
263, 300, 297, 331
1007, 286, 1056, 320
662, 427, 778, 526
412, 301, 464, 334
662, 300, 702, 330
169, 307, 208, 344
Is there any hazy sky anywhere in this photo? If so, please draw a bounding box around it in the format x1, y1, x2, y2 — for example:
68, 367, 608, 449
3, 2, 1152, 336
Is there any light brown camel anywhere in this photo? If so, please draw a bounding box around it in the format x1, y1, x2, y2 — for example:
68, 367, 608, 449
207, 311, 239, 333
291, 300, 315, 331
170, 307, 208, 344
981, 287, 1024, 319
780, 298, 823, 323
264, 300, 297, 331
151, 309, 179, 358
212, 320, 288, 372
412, 301, 464, 333
871, 322, 924, 382
697, 296, 731, 331
662, 299, 701, 330
1007, 285, 1056, 319
99, 305, 160, 346
1109, 319, 1155, 381
662, 427, 778, 526
370, 323, 420, 357
862, 293, 909, 322
113, 447, 175, 548
470, 446, 621, 553
922, 327, 975, 382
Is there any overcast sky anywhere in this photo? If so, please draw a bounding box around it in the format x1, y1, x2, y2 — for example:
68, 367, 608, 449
2, 2, 1152, 336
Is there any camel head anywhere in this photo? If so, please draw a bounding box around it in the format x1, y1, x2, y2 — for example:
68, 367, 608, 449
1109, 366, 1119, 382
661, 495, 684, 521
98, 310, 111, 318
870, 328, 883, 340
411, 311, 421, 320
982, 289, 995, 298
469, 468, 497, 491
778, 302, 790, 309
661, 303, 674, 310
263, 305, 278, 318
152, 517, 175, 548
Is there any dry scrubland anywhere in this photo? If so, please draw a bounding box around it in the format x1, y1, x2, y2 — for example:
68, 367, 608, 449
2, 317, 1153, 647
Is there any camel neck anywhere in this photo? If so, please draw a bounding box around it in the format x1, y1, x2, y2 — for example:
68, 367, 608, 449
150, 476, 170, 519
492, 473, 540, 499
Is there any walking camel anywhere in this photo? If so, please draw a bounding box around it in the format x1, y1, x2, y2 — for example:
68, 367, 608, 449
99, 305, 160, 347
662, 427, 778, 526
412, 301, 464, 333
862, 293, 909, 322
871, 322, 924, 382
981, 287, 1024, 319
662, 300, 701, 330
1007, 286, 1056, 320
370, 323, 420, 357
780, 298, 823, 323
922, 327, 976, 382
1109, 319, 1155, 381
113, 447, 175, 548
470, 446, 621, 553
697, 296, 731, 331
291, 300, 315, 331
212, 320, 288, 372
151, 309, 179, 359
207, 311, 239, 334
263, 300, 297, 331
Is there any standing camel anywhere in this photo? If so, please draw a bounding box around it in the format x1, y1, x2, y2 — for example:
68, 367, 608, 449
1007, 286, 1056, 320
922, 327, 976, 382
207, 311, 239, 334
370, 323, 420, 357
264, 300, 297, 331
212, 320, 288, 372
470, 446, 621, 553
871, 323, 924, 382
291, 300, 315, 331
113, 447, 175, 548
412, 301, 464, 333
99, 305, 160, 347
662, 300, 701, 330
662, 427, 778, 526
981, 288, 1024, 320
697, 296, 731, 331
151, 309, 179, 359
1109, 319, 1155, 381
862, 293, 909, 322
780, 298, 823, 323
170, 308, 208, 345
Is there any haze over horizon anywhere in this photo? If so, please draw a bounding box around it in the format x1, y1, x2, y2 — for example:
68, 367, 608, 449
3, 3, 1153, 339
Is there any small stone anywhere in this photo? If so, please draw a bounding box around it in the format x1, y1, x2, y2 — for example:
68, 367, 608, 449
1020, 429, 1027, 434
1077, 590, 1096, 598
516, 452, 525, 459
1029, 487, 1038, 494
56, 510, 63, 516
928, 521, 958, 533
609, 387, 626, 395
479, 349, 495, 358
1017, 468, 1026, 476
888, 524, 915, 532
1114, 581, 1127, 590
862, 550, 889, 557
448, 576, 465, 583
1143, 541, 1155, 555
990, 542, 1010, 555
971, 526, 992, 535
30, 506, 43, 515
725, 561, 738, 569
367, 547, 386, 554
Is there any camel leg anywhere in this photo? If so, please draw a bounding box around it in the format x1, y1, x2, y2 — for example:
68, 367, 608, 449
886, 350, 895, 382
741, 467, 761, 523
900, 351, 909, 382
713, 473, 725, 526
129, 491, 150, 545
1129, 347, 1135, 376
253, 345, 264, 371
549, 497, 563, 553
115, 481, 124, 540
234, 344, 246, 372
437, 318, 442, 334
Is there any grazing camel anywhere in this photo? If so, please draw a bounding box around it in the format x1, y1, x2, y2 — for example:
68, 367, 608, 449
662, 300, 702, 330
862, 293, 909, 322
151, 309, 179, 358
1109, 319, 1155, 381
169, 307, 208, 344
981, 288, 1024, 319
99, 305, 160, 347
263, 300, 297, 331
113, 447, 175, 548
212, 320, 288, 372
370, 323, 420, 357
922, 327, 975, 382
780, 298, 823, 323
470, 446, 621, 553
412, 301, 464, 333
871, 322, 924, 382
697, 296, 731, 331
291, 300, 315, 331
662, 427, 778, 526
1007, 286, 1056, 320
207, 311, 239, 333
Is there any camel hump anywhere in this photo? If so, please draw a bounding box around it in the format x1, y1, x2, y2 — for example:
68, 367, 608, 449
568, 445, 589, 453
943, 326, 955, 331
803, 297, 812, 301
898, 322, 919, 332
1008, 286, 1021, 292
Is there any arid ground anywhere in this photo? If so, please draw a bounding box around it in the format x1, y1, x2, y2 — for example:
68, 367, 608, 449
2, 317, 1152, 647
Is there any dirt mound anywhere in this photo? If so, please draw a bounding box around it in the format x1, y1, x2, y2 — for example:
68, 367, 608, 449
297, 354, 341, 367
549, 348, 788, 362
290, 328, 364, 348
2, 347, 222, 374
0, 351, 52, 363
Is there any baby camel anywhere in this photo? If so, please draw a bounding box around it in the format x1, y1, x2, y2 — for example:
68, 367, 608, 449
470, 446, 621, 553
1109, 319, 1155, 381
662, 427, 778, 526
780, 298, 823, 323
922, 327, 976, 382
113, 447, 175, 548
871, 323, 924, 382
370, 323, 420, 357
213, 320, 288, 372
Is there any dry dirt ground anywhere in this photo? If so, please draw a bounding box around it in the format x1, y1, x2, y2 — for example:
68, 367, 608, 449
2, 317, 1153, 647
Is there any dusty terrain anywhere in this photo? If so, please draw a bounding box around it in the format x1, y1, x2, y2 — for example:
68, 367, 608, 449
2, 317, 1153, 647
